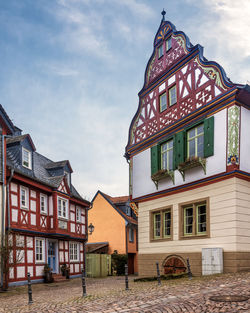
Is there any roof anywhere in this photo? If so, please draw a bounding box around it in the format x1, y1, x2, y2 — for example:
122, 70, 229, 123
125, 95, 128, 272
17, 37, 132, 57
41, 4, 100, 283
6, 142, 89, 204
45, 160, 73, 173
86, 242, 109, 253
0, 104, 16, 134
6, 134, 36, 151
92, 190, 137, 225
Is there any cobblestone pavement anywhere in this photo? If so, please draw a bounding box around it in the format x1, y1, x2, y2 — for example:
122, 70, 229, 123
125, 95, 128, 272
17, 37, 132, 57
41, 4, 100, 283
1, 272, 250, 312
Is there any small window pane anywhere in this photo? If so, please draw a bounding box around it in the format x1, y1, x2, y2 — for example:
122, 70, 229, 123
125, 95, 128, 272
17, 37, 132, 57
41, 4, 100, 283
197, 135, 204, 157
158, 44, 163, 58
169, 86, 177, 106
188, 139, 195, 158
197, 205, 206, 233
160, 93, 167, 112
154, 213, 161, 238
164, 211, 171, 237
166, 38, 172, 51
185, 207, 193, 235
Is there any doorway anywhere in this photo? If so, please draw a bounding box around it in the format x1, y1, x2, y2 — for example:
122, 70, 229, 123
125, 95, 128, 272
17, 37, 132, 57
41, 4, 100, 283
47, 240, 58, 273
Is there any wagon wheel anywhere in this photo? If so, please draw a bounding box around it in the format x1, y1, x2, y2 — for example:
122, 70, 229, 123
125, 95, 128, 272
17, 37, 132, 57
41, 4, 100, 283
164, 256, 186, 274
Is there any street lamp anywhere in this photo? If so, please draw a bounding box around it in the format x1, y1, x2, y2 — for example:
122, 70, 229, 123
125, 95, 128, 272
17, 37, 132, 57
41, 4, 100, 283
88, 223, 94, 235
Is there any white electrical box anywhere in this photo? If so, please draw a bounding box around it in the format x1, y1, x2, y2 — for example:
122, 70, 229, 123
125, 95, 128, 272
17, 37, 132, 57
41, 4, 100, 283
202, 248, 223, 275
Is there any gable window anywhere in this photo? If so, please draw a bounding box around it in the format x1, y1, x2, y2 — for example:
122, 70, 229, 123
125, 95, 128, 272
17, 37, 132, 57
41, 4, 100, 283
20, 186, 29, 209
187, 124, 204, 158
161, 139, 173, 171
69, 242, 79, 262
151, 208, 172, 241
159, 92, 167, 112
166, 37, 172, 52
168, 85, 177, 106
35, 238, 45, 263
180, 199, 209, 238
76, 207, 81, 222
22, 148, 32, 169
40, 194, 48, 214
58, 197, 68, 219
129, 227, 134, 242
158, 44, 163, 58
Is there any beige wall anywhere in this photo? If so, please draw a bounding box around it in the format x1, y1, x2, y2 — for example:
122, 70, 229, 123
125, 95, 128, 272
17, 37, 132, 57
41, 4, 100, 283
138, 178, 241, 254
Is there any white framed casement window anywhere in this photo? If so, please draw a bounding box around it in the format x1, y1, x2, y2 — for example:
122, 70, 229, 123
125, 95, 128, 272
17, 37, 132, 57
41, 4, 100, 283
22, 147, 32, 169
76, 207, 81, 222
161, 139, 173, 171
58, 197, 68, 219
159, 92, 167, 112
40, 194, 48, 214
69, 242, 79, 262
35, 238, 45, 263
20, 186, 29, 209
187, 124, 204, 158
129, 227, 134, 243
166, 37, 172, 52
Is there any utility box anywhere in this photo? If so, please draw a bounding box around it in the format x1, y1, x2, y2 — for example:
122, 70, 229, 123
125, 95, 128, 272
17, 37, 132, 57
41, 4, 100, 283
202, 248, 223, 275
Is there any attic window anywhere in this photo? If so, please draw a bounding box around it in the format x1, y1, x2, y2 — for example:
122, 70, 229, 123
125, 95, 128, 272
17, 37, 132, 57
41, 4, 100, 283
22, 148, 32, 169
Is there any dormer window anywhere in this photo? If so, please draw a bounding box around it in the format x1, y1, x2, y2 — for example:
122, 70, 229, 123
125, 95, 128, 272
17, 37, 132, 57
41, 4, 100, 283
166, 37, 172, 52
22, 148, 32, 169
158, 44, 163, 58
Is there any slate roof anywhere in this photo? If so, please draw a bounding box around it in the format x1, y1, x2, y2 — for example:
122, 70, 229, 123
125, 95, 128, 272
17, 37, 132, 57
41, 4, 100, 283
45, 160, 73, 173
6, 139, 88, 203
0, 104, 16, 134
6, 134, 36, 150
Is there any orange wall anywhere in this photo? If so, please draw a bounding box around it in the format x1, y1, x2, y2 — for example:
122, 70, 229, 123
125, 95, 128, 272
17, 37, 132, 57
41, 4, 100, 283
88, 193, 126, 254
127, 227, 137, 253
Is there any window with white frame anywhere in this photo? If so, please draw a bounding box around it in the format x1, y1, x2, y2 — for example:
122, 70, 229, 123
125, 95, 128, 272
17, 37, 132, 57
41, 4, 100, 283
22, 147, 32, 169
76, 207, 81, 222
35, 238, 45, 263
129, 227, 134, 242
40, 194, 48, 214
69, 242, 79, 261
58, 197, 68, 219
20, 186, 29, 209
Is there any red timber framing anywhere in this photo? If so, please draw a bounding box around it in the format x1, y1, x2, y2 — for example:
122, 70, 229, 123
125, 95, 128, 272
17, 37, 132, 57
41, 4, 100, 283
6, 173, 89, 284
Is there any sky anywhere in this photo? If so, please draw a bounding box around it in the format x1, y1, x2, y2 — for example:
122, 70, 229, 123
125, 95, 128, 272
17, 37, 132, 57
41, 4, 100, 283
0, 0, 249, 201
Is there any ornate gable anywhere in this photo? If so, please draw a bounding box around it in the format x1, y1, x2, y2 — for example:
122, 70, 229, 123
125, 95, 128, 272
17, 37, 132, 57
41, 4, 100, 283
127, 16, 235, 150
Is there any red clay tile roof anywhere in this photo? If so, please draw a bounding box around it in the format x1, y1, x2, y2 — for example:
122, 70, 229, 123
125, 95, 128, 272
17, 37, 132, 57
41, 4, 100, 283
104, 194, 129, 204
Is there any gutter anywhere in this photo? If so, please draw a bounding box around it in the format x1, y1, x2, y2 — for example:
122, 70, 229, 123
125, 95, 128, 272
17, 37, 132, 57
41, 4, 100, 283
6, 168, 14, 229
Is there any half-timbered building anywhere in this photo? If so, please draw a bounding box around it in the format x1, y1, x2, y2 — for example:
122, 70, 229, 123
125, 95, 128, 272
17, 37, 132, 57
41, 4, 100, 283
0, 105, 90, 286
125, 12, 250, 276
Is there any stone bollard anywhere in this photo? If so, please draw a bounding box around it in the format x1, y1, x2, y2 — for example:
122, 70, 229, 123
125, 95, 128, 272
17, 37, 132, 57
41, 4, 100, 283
186, 258, 192, 280
156, 262, 161, 286
125, 264, 129, 290
82, 268, 87, 297
27, 272, 33, 304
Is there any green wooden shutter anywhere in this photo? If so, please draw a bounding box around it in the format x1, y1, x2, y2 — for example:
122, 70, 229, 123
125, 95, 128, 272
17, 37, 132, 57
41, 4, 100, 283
151, 145, 160, 175
174, 131, 185, 169
204, 116, 214, 157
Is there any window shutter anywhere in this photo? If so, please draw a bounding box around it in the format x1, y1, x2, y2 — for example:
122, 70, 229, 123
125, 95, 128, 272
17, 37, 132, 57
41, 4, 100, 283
174, 131, 186, 169
151, 145, 160, 175
204, 116, 214, 157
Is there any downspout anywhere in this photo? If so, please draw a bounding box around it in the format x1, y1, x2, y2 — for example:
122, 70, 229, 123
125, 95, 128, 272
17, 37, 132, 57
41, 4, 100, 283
6, 168, 14, 229
0, 134, 5, 288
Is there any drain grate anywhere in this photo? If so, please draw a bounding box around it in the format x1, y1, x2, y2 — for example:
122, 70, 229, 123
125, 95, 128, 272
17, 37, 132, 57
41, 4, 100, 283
209, 295, 249, 302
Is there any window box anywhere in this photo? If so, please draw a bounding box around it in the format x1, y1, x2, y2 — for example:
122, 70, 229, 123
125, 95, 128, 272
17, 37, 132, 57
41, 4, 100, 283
178, 157, 206, 181
151, 169, 174, 189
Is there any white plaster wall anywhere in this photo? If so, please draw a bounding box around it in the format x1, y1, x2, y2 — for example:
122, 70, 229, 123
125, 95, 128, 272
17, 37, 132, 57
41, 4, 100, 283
27, 237, 33, 248
17, 266, 25, 278
59, 251, 64, 262
71, 223, 75, 233
36, 265, 44, 276
30, 190, 36, 198
133, 110, 227, 199
30, 200, 36, 212
12, 209, 18, 222
49, 196, 53, 216
31, 214, 36, 225
240, 107, 250, 172
75, 264, 79, 272
59, 241, 64, 249
28, 266, 33, 277
11, 183, 17, 192
27, 250, 33, 263
11, 194, 17, 207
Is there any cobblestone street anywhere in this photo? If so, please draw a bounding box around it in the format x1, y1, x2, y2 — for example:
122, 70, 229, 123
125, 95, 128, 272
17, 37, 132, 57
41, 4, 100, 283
1, 272, 250, 312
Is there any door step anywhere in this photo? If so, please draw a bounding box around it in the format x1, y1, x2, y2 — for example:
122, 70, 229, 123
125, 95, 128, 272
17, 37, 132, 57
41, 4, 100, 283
53, 274, 67, 283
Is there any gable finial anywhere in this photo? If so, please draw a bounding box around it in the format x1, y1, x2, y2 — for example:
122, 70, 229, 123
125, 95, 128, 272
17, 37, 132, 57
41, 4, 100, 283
161, 8, 166, 21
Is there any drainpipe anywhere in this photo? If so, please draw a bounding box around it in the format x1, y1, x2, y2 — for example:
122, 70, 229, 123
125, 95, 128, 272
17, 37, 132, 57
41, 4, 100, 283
0, 134, 12, 289
6, 168, 14, 229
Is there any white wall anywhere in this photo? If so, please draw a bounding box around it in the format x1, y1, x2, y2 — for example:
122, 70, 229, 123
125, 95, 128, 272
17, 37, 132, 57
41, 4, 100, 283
240, 107, 250, 172
132, 109, 227, 199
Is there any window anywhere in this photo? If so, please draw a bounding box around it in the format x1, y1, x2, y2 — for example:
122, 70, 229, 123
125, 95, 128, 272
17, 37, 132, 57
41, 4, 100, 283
151, 208, 172, 241
40, 194, 48, 214
22, 148, 32, 169
20, 186, 29, 209
168, 85, 177, 106
129, 227, 134, 242
158, 44, 163, 58
35, 238, 45, 263
179, 199, 209, 239
166, 37, 172, 51
76, 207, 81, 222
126, 206, 131, 216
187, 124, 204, 158
161, 139, 173, 171
69, 242, 79, 261
58, 197, 68, 219
159, 92, 167, 112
